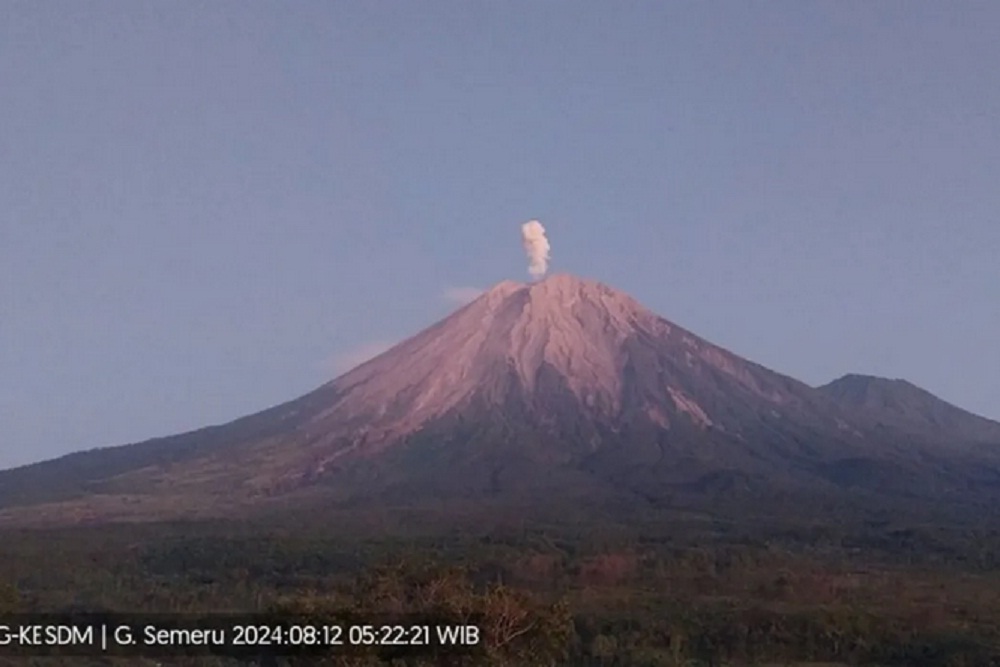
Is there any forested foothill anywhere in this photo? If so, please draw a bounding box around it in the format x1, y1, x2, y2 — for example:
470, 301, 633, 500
4, 504, 1000, 666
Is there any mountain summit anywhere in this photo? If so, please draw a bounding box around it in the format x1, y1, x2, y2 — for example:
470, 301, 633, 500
323, 274, 845, 440
265, 273, 876, 485
311, 273, 805, 447
2, 274, 1000, 524
312, 274, 659, 446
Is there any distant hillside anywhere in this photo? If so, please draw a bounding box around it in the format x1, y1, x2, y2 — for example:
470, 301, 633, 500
818, 374, 1000, 444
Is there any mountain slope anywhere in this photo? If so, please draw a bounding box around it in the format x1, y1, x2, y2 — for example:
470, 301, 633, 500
818, 374, 1000, 444
2, 274, 999, 524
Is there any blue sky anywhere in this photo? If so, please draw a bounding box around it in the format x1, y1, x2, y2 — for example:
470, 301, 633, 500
2, 1, 998, 470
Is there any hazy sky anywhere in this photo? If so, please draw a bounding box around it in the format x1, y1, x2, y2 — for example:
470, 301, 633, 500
2, 2, 998, 470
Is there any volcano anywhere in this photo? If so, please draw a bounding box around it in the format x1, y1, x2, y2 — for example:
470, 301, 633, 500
3, 274, 1000, 525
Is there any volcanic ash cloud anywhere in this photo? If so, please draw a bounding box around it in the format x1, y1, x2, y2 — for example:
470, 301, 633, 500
521, 220, 550, 279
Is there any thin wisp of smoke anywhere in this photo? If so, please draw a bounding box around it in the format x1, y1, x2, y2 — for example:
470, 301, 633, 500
521, 220, 550, 279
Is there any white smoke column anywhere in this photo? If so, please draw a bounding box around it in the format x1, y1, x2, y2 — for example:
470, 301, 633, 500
520, 220, 551, 279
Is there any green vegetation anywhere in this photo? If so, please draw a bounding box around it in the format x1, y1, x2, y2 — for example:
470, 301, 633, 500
3, 510, 1000, 666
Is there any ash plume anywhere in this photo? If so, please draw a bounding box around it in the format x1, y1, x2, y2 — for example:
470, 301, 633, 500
521, 220, 550, 279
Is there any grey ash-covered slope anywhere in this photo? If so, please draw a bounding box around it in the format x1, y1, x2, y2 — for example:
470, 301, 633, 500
2, 274, 999, 522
